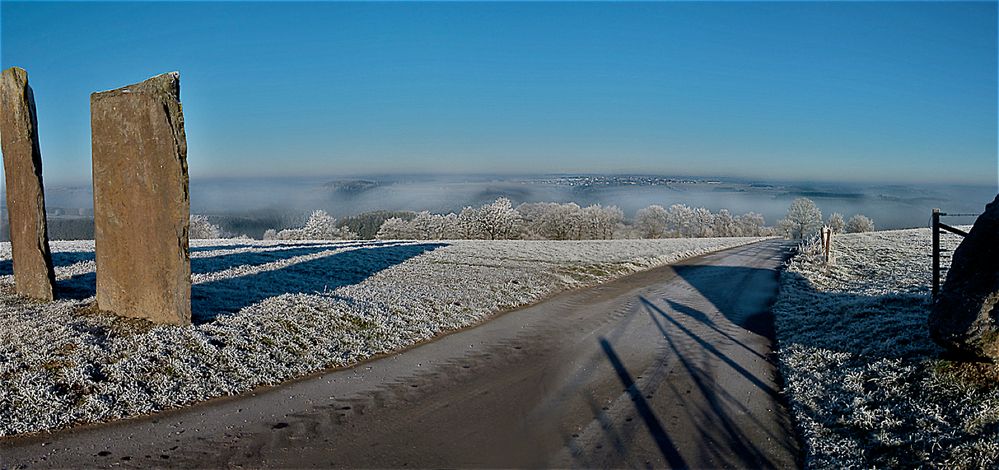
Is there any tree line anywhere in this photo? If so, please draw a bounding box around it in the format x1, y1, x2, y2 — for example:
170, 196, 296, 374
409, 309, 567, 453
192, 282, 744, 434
775, 197, 874, 240
188, 196, 874, 241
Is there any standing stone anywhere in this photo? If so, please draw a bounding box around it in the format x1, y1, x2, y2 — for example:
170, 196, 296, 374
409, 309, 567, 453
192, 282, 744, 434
929, 194, 999, 360
91, 72, 190, 325
0, 67, 56, 300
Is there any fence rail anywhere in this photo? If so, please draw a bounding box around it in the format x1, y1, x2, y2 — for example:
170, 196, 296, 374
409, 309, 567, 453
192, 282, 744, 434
932, 208, 971, 300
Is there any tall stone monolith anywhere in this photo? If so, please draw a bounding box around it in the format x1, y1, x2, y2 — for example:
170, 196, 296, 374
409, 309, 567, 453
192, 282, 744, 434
0, 67, 56, 301
90, 72, 190, 325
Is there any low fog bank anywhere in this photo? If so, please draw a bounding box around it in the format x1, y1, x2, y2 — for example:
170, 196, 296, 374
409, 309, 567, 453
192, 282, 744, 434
3, 175, 992, 240
191, 175, 995, 231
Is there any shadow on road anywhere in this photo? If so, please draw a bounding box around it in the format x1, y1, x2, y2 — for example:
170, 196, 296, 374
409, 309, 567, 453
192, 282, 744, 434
599, 338, 687, 468
641, 294, 787, 468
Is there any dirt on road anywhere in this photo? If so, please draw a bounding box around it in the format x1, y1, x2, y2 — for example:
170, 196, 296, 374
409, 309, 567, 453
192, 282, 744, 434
1, 239, 800, 468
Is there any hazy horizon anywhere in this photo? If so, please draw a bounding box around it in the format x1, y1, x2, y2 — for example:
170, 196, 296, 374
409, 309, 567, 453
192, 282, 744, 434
20, 173, 993, 235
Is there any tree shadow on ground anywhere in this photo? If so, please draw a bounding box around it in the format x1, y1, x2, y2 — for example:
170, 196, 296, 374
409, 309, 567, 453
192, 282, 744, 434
51, 251, 95, 267
50, 242, 445, 319
58, 272, 97, 300
0, 251, 94, 276
0, 251, 96, 275
190, 241, 407, 274
188, 240, 402, 253
52, 246, 337, 301
192, 246, 335, 274
193, 242, 444, 323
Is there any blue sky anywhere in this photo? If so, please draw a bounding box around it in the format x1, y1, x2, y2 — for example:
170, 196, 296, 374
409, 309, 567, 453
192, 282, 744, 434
1, 1, 996, 185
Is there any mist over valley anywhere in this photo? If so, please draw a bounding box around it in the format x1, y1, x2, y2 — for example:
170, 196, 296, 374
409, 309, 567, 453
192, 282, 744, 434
16, 174, 993, 240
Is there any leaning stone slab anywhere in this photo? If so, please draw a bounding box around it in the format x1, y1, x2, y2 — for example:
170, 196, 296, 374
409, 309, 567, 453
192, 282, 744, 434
0, 67, 56, 300
91, 72, 191, 325
929, 194, 999, 360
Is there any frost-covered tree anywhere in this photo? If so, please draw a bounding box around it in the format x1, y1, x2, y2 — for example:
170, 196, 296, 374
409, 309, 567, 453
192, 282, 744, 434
377, 199, 778, 240
189, 215, 227, 239
828, 213, 845, 234
517, 202, 550, 239
439, 213, 460, 239
304, 210, 357, 240
456, 206, 482, 239
736, 212, 766, 237
262, 228, 278, 240
518, 202, 578, 240
780, 197, 823, 239
338, 210, 417, 239
546, 203, 584, 240
691, 207, 715, 238
580, 204, 623, 239
376, 217, 417, 239
666, 204, 695, 238
712, 209, 736, 237
277, 210, 357, 240
473, 197, 523, 240
845, 214, 874, 233
775, 218, 794, 239
409, 211, 437, 239
635, 205, 669, 238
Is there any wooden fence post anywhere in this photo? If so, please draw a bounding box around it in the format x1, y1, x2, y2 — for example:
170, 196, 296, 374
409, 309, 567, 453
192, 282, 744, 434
932, 208, 940, 300
821, 226, 831, 264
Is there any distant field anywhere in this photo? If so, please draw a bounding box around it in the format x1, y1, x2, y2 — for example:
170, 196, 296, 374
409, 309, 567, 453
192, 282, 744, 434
774, 228, 999, 468
0, 236, 761, 436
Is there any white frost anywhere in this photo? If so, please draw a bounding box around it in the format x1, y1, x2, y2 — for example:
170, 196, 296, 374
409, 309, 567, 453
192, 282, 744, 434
774, 227, 999, 469
0, 236, 761, 436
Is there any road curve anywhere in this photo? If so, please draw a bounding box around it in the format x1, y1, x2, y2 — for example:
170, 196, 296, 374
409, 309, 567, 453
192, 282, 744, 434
1, 239, 800, 469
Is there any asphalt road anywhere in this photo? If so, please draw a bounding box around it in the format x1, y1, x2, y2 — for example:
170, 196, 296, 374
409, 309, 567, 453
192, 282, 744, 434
2, 239, 800, 469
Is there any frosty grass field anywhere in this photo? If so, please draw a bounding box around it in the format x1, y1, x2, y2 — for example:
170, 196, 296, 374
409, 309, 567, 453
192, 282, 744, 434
775, 227, 999, 468
0, 236, 761, 436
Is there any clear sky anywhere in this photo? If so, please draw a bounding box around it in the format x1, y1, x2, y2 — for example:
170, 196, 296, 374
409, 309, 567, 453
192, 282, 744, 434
1, 1, 996, 185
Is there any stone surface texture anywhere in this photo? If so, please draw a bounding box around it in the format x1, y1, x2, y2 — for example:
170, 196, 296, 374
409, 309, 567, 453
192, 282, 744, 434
90, 72, 190, 325
0, 67, 56, 300
929, 194, 999, 360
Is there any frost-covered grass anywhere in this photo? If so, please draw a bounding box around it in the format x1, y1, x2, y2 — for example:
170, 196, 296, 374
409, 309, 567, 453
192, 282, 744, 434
0, 236, 761, 436
774, 228, 999, 468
